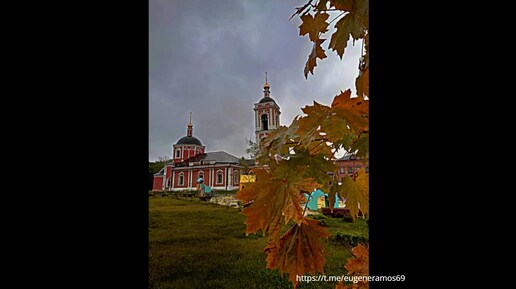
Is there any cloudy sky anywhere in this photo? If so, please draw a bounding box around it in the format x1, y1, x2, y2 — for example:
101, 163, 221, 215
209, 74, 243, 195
149, 0, 362, 161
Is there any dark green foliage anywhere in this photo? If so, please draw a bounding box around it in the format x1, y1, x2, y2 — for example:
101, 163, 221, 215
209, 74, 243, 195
333, 231, 368, 247
342, 214, 354, 223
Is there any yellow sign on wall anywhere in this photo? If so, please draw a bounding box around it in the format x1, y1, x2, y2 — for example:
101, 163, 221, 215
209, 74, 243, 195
239, 175, 256, 191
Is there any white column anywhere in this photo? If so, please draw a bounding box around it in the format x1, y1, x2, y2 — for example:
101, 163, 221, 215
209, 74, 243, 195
228, 167, 232, 186
225, 167, 228, 190
171, 169, 175, 189
189, 170, 193, 189
161, 166, 167, 190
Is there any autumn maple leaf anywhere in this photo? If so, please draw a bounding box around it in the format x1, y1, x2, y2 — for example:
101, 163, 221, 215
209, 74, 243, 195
336, 244, 369, 289
235, 168, 320, 242
340, 168, 368, 219
264, 218, 330, 289
331, 89, 368, 134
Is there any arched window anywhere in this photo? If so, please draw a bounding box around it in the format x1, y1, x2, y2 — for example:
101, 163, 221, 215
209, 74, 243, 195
178, 172, 184, 186
216, 170, 223, 184
261, 114, 268, 130
175, 149, 181, 158
198, 171, 204, 181
234, 171, 239, 185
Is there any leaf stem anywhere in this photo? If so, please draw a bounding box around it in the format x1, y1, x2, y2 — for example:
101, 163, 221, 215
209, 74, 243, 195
303, 192, 312, 216
339, 239, 357, 258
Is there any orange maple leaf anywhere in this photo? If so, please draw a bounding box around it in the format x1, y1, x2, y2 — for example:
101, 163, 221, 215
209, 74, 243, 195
264, 218, 330, 289
236, 168, 320, 242
299, 12, 330, 42
336, 244, 369, 289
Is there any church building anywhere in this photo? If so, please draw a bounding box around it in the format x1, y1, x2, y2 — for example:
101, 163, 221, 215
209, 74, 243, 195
152, 79, 281, 191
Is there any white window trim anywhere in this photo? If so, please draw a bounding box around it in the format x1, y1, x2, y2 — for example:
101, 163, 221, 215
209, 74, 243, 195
178, 172, 185, 186
216, 169, 223, 185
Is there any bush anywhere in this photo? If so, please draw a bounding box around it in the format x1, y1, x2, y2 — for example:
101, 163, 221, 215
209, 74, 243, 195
342, 215, 354, 223
310, 214, 329, 227
334, 231, 368, 247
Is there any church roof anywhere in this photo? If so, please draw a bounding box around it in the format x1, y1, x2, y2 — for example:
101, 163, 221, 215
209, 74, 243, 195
258, 96, 276, 104
203, 151, 241, 163
176, 136, 203, 146
336, 154, 361, 161
154, 167, 165, 176
176, 151, 241, 166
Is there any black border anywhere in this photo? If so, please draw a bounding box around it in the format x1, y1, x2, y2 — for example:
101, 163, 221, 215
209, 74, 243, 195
32, 0, 472, 287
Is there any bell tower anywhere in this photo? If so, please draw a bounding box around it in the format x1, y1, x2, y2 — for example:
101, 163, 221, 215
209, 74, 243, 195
253, 73, 281, 145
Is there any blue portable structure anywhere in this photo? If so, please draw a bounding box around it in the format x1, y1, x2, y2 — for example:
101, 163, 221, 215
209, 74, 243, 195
305, 189, 340, 211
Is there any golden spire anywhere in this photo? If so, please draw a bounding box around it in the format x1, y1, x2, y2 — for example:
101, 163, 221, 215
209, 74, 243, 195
264, 72, 270, 89
188, 112, 193, 127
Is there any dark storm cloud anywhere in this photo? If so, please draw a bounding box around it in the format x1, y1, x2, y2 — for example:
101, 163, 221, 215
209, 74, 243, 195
150, 0, 362, 161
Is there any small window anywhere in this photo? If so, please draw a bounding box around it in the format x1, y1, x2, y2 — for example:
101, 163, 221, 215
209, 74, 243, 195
339, 167, 345, 174
365, 166, 369, 173
198, 171, 204, 180
347, 166, 353, 173
178, 173, 184, 186
216, 171, 223, 184
175, 149, 180, 158
234, 172, 239, 184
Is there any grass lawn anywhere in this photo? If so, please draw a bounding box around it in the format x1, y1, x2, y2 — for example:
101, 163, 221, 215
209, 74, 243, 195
149, 198, 368, 289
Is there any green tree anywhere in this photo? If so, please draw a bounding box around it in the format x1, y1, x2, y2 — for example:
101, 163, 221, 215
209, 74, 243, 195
245, 138, 258, 159
148, 155, 170, 190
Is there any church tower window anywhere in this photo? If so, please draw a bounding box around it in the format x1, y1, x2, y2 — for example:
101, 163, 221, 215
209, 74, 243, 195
261, 114, 268, 130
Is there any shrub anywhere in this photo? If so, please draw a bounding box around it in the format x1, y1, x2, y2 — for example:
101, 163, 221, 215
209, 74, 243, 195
310, 214, 329, 227
342, 215, 354, 223
334, 231, 368, 247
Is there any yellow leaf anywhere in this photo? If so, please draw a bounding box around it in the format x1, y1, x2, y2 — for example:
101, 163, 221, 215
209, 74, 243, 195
331, 89, 368, 134
340, 168, 368, 219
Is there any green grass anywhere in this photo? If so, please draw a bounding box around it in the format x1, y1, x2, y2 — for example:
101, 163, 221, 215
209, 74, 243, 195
149, 198, 368, 289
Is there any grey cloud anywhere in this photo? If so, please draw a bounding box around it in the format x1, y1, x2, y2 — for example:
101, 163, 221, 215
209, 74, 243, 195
149, 0, 362, 161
